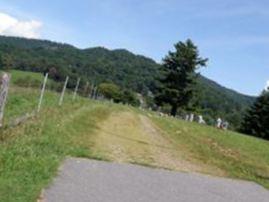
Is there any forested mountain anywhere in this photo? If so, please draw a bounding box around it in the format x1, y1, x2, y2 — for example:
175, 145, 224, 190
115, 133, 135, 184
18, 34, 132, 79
0, 35, 255, 129
195, 76, 254, 127
0, 36, 157, 93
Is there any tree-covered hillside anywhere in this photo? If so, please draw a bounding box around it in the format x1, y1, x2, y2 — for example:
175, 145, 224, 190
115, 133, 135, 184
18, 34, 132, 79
194, 76, 254, 128
0, 35, 255, 129
0, 36, 158, 93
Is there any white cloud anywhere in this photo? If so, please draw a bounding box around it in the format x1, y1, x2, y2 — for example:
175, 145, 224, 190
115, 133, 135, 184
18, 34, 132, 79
0, 12, 42, 39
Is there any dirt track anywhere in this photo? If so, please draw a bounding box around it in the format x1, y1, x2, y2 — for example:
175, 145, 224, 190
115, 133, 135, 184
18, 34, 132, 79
92, 111, 203, 172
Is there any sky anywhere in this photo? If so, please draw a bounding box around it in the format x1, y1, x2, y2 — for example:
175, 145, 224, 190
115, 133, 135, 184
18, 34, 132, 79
0, 0, 268, 96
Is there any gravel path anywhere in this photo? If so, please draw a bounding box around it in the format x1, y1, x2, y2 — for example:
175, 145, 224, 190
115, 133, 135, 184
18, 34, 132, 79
42, 158, 269, 202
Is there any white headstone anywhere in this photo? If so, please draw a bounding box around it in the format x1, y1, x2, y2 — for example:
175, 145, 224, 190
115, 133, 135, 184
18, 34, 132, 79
217, 118, 222, 128
189, 114, 194, 122
198, 115, 206, 124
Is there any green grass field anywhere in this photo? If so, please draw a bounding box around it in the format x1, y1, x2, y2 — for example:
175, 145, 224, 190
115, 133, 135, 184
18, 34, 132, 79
0, 70, 268, 202
149, 114, 269, 188
9, 70, 58, 87
10, 70, 45, 83
0, 72, 120, 201
4, 71, 57, 124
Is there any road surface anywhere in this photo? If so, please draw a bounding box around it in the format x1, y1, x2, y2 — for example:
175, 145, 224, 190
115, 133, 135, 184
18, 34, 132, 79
42, 158, 269, 202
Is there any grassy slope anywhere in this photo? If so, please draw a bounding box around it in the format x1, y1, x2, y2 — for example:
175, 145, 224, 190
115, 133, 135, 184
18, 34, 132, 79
9, 70, 57, 87
4, 70, 58, 122
0, 100, 117, 202
9, 70, 45, 83
91, 106, 269, 189
148, 113, 269, 188
0, 71, 268, 201
0, 71, 121, 201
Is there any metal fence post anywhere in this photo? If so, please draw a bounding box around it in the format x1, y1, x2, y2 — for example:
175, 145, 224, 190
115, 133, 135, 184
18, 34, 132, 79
37, 73, 48, 113
73, 78, 80, 100
59, 76, 69, 106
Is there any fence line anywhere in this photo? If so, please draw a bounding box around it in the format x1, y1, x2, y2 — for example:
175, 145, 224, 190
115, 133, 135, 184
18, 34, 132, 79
0, 72, 100, 128
0, 71, 227, 130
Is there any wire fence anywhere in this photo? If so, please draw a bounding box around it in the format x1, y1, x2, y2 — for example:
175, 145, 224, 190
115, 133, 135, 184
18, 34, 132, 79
0, 71, 229, 130
0, 71, 102, 129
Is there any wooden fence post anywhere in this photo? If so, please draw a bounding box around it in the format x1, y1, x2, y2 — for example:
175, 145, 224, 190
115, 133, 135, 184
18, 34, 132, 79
37, 73, 48, 113
59, 76, 69, 106
0, 73, 11, 127
73, 78, 81, 100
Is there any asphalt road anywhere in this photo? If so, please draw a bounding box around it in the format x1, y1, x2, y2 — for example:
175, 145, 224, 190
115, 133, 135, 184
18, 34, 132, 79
42, 158, 269, 202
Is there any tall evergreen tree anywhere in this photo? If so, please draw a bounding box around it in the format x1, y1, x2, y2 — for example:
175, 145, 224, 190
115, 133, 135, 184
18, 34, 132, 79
240, 90, 269, 140
155, 39, 208, 116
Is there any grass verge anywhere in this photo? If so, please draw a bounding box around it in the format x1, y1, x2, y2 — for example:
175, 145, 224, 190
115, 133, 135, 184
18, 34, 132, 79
0, 87, 118, 202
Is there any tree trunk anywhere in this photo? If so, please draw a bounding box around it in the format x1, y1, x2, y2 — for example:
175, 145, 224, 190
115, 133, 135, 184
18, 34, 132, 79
170, 105, 177, 117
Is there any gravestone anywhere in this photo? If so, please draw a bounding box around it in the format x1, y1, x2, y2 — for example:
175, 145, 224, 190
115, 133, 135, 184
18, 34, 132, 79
198, 115, 206, 124
222, 121, 229, 130
189, 114, 194, 122
217, 117, 222, 128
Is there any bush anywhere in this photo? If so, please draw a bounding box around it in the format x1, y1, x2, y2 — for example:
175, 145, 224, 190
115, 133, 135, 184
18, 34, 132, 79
121, 90, 140, 107
98, 82, 140, 106
98, 83, 122, 102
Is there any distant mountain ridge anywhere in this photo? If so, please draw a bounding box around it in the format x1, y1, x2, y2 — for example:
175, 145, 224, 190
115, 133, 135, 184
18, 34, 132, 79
0, 35, 75, 49
0, 35, 255, 128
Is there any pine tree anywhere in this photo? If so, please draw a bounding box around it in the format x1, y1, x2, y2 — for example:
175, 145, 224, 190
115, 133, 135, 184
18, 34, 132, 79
240, 91, 269, 140
155, 39, 208, 116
